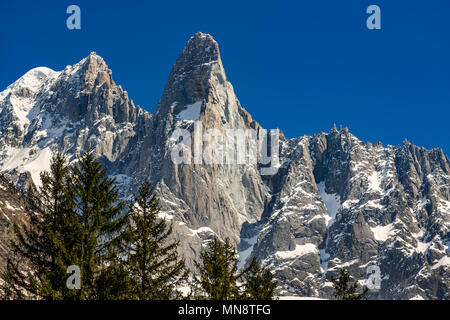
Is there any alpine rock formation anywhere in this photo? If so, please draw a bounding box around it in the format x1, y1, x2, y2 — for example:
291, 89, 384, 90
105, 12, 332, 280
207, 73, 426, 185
0, 32, 449, 299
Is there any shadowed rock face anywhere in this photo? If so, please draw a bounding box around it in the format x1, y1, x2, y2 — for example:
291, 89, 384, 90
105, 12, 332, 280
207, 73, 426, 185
0, 33, 449, 299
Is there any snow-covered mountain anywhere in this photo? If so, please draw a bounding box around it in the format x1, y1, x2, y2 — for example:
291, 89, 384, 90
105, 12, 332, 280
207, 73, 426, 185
0, 32, 448, 299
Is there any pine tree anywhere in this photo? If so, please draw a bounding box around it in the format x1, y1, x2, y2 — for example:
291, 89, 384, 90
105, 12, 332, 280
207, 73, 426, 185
331, 268, 368, 300
1, 153, 77, 300
240, 257, 277, 300
122, 181, 187, 299
194, 236, 240, 300
70, 151, 128, 299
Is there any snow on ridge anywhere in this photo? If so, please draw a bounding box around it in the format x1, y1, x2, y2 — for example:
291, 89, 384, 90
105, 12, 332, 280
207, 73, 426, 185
3, 67, 57, 93
0, 67, 59, 129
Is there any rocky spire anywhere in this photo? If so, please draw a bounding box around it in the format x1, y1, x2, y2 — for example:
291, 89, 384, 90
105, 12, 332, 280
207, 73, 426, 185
77, 52, 112, 87
175, 32, 222, 75
155, 32, 226, 118
154, 32, 259, 134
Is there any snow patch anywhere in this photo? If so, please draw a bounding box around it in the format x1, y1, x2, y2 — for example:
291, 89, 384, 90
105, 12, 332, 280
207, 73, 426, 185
189, 226, 215, 237
3, 147, 52, 187
365, 199, 385, 210
275, 243, 318, 260
157, 211, 174, 220
1, 212, 10, 221
177, 101, 202, 121
367, 170, 382, 193
415, 241, 431, 254
430, 256, 450, 270
4, 201, 19, 211
317, 181, 341, 226
238, 233, 259, 269
319, 248, 330, 273
371, 223, 395, 242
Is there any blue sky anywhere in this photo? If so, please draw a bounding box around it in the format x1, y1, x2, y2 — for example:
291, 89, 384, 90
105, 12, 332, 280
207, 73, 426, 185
1, 0, 449, 154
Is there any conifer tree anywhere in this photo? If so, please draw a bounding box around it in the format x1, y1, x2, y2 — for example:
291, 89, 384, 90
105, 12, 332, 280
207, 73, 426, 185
94, 261, 132, 300
122, 181, 187, 299
240, 257, 277, 300
69, 151, 128, 299
331, 268, 368, 300
194, 237, 240, 300
1, 153, 77, 299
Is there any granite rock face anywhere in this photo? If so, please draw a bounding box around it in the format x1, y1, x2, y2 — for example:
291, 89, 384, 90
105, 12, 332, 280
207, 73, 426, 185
0, 33, 448, 299
250, 128, 449, 299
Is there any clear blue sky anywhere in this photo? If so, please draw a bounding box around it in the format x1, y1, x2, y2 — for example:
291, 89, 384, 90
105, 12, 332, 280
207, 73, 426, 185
1, 0, 449, 154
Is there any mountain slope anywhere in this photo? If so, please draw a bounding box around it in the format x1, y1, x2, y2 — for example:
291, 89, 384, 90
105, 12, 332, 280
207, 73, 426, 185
0, 33, 448, 299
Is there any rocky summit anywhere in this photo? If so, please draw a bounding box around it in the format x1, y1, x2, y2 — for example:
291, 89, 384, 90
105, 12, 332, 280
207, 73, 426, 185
0, 32, 448, 299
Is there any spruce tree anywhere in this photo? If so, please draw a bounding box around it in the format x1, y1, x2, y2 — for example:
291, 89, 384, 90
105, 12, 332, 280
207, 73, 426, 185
1, 153, 77, 299
194, 236, 240, 300
240, 257, 277, 300
94, 261, 132, 300
70, 151, 128, 299
331, 268, 368, 300
122, 181, 187, 299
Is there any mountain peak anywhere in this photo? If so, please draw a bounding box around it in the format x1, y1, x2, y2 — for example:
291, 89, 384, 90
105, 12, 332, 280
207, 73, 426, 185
171, 31, 222, 80
1, 67, 57, 97
192, 31, 214, 40
29, 52, 140, 125
86, 51, 107, 66
155, 32, 226, 118
182, 32, 220, 62
76, 52, 111, 83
